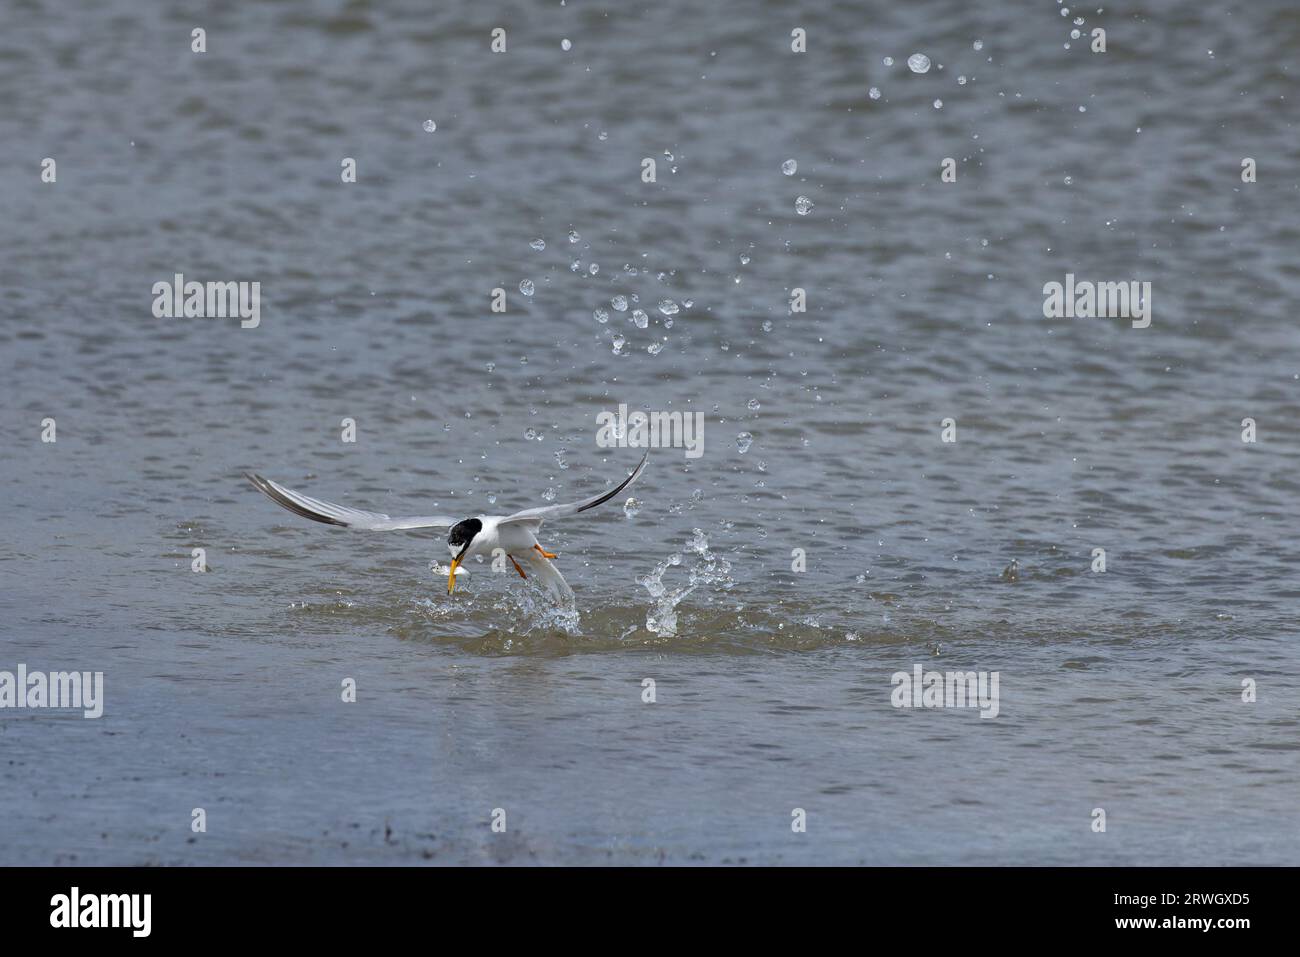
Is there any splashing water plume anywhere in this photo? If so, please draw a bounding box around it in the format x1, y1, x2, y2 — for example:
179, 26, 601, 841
639, 529, 734, 637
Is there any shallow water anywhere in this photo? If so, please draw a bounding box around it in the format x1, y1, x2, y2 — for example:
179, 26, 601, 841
1, 0, 1298, 864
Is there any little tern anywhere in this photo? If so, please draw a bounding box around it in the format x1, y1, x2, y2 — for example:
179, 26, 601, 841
245, 452, 648, 600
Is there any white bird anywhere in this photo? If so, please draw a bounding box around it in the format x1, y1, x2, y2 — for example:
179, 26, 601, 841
245, 453, 648, 601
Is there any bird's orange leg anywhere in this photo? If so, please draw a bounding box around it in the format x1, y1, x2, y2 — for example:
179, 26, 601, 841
532, 543, 558, 559
508, 555, 528, 579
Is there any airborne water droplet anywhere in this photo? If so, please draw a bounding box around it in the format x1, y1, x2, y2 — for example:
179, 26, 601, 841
519, 279, 535, 296
795, 196, 814, 215
907, 53, 931, 73
782, 159, 798, 176
736, 431, 753, 453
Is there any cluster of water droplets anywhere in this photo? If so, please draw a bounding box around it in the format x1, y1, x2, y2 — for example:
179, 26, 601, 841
866, 40, 985, 105
1052, 2, 1090, 50
638, 529, 734, 637
521, 234, 686, 357
606, 280, 688, 357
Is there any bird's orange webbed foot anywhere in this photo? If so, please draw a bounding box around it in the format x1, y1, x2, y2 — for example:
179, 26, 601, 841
508, 555, 528, 579
532, 543, 558, 560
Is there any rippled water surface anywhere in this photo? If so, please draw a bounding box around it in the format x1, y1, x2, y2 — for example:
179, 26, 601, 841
1, 0, 1298, 864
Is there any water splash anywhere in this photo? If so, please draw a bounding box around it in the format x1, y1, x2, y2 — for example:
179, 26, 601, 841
422, 560, 580, 636
639, 529, 734, 637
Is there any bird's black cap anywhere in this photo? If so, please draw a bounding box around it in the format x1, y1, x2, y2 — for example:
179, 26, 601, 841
448, 518, 482, 548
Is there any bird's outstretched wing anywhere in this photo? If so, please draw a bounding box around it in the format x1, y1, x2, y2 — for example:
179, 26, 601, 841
246, 473, 457, 531
500, 452, 648, 527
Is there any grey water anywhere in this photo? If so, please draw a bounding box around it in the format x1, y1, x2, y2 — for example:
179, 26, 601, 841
1, 0, 1298, 864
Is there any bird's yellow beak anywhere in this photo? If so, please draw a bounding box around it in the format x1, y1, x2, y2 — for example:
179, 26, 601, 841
447, 555, 462, 595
